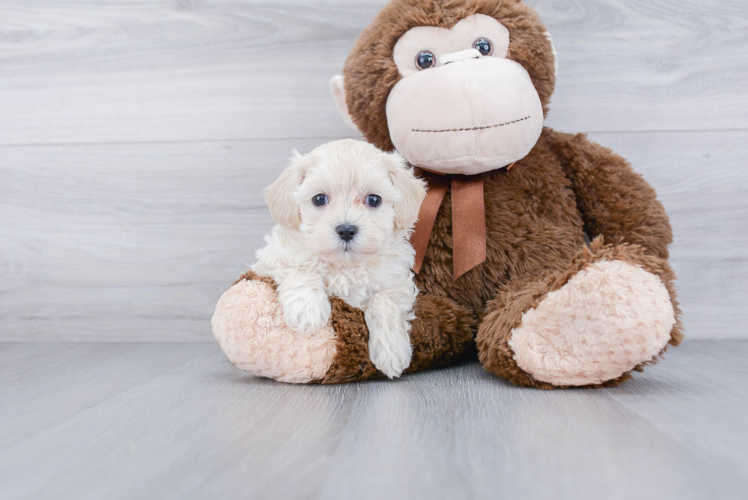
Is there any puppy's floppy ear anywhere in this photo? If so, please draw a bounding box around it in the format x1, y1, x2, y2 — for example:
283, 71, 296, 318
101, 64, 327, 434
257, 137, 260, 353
264, 150, 312, 228
385, 151, 427, 230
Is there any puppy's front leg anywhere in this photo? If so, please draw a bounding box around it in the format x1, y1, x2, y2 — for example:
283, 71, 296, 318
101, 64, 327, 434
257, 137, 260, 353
277, 275, 330, 335
365, 288, 415, 379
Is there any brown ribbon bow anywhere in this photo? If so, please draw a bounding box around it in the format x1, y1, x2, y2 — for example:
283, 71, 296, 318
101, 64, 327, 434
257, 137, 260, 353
410, 164, 515, 280
410, 171, 487, 280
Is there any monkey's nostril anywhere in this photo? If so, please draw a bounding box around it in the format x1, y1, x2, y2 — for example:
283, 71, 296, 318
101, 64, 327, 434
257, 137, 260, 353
336, 224, 358, 242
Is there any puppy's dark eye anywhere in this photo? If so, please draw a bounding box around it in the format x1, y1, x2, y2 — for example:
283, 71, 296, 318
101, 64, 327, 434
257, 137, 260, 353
365, 194, 382, 208
312, 194, 328, 207
473, 38, 493, 56
416, 51, 436, 70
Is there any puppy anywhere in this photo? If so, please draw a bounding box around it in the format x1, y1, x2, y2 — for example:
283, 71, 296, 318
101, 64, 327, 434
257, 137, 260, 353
252, 139, 427, 378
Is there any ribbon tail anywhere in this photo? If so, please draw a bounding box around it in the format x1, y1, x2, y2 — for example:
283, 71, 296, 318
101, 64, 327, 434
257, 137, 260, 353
410, 173, 448, 274
451, 175, 487, 280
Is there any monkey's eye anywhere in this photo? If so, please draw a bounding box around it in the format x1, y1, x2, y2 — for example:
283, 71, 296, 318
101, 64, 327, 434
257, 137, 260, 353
312, 194, 328, 207
365, 194, 382, 208
415, 51, 436, 70
473, 38, 493, 56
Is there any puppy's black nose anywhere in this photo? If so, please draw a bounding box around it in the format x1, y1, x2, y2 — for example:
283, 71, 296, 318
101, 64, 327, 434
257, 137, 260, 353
336, 224, 358, 242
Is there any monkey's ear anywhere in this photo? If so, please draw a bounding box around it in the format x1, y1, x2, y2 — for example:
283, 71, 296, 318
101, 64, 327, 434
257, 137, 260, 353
330, 75, 361, 133
264, 151, 311, 228
385, 151, 427, 230
544, 31, 558, 79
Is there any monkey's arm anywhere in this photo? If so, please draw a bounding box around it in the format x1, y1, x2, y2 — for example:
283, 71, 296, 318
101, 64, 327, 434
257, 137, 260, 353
548, 130, 672, 259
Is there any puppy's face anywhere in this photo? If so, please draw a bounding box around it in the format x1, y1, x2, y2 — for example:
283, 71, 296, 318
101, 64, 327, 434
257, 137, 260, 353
265, 140, 426, 261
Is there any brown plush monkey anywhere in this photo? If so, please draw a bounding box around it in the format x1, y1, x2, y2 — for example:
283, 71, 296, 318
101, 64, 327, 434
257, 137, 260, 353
212, 0, 682, 388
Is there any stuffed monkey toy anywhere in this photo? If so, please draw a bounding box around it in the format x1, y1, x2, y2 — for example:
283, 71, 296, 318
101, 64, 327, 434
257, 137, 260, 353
212, 0, 682, 388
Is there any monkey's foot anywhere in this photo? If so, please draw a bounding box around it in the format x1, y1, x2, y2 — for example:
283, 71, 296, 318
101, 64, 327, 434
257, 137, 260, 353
509, 260, 674, 386
212, 274, 337, 383
478, 239, 683, 388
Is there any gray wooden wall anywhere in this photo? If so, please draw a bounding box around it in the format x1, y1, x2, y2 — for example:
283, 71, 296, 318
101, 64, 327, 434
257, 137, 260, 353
0, 0, 746, 341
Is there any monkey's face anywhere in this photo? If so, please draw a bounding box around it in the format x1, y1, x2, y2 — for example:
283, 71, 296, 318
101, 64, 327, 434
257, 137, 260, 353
385, 14, 544, 175
332, 1, 557, 176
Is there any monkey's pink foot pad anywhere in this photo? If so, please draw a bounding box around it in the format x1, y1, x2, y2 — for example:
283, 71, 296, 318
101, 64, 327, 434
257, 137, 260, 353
509, 260, 675, 386
212, 279, 337, 383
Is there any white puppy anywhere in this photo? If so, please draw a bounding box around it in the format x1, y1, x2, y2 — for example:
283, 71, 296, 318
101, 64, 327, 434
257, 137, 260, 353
252, 139, 427, 378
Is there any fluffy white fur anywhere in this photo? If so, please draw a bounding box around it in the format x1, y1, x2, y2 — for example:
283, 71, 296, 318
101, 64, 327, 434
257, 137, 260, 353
252, 139, 427, 378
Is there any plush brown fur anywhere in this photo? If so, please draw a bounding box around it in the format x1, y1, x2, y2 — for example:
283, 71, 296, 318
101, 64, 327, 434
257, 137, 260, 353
232, 270, 275, 289
318, 293, 477, 384
547, 132, 674, 260
330, 0, 681, 387
414, 128, 587, 314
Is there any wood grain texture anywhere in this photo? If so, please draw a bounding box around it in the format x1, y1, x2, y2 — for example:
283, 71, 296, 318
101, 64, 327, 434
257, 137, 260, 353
0, 0, 745, 146
0, 340, 746, 499
0, 0, 746, 341
0, 342, 205, 448
0, 138, 320, 341
1, 131, 746, 340
536, 0, 748, 133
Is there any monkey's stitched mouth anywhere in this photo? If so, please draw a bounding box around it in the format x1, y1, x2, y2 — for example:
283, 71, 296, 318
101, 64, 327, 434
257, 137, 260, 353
412, 115, 530, 133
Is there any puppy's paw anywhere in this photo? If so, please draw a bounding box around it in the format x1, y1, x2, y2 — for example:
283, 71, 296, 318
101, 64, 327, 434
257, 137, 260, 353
280, 288, 331, 335
368, 324, 412, 379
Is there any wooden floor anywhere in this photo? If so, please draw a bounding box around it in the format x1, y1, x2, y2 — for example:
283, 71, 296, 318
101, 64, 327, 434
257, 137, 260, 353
0, 340, 746, 499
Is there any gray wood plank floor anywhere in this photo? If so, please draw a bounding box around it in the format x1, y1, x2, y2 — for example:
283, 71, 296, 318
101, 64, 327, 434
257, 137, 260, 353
0, 340, 746, 500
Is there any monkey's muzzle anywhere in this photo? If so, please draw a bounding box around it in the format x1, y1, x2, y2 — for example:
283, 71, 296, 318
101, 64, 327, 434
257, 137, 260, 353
386, 56, 544, 175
